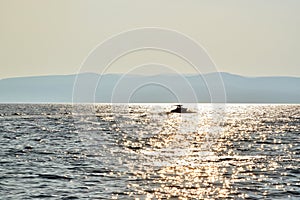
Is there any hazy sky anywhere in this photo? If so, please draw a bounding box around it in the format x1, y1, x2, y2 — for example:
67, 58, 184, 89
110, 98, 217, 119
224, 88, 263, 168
0, 0, 299, 78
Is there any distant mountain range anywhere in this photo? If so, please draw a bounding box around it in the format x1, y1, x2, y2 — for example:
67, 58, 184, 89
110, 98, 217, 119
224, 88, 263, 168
0, 72, 299, 103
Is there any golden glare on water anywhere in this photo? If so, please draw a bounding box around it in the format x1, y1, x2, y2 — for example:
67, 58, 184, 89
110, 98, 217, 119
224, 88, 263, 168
119, 105, 235, 199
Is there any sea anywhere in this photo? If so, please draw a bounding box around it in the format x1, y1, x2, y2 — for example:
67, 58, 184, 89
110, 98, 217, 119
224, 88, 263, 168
0, 104, 299, 199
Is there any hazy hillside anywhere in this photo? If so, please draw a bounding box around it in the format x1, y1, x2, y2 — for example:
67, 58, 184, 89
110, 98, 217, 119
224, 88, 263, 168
0, 73, 299, 103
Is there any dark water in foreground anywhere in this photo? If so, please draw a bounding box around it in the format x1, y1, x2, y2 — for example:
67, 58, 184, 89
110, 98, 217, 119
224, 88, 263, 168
0, 104, 299, 199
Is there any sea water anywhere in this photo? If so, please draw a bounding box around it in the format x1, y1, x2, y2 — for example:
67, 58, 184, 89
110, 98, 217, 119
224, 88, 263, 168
0, 104, 299, 199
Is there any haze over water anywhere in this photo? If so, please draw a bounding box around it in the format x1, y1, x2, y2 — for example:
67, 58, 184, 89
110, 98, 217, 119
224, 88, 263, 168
1, 104, 299, 199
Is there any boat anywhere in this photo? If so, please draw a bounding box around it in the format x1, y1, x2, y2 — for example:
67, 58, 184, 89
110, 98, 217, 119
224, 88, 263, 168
170, 105, 192, 113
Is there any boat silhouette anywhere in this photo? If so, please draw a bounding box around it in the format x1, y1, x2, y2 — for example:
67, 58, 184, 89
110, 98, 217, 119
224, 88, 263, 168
170, 105, 194, 113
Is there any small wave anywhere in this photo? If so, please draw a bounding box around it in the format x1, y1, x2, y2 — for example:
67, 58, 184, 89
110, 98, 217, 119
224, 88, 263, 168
37, 174, 72, 180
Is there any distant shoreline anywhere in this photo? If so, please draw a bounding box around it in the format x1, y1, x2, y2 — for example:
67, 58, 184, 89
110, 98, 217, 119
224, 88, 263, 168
1, 72, 300, 103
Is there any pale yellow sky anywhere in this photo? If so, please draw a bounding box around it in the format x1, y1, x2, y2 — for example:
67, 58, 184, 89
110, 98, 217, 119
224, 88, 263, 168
0, 0, 299, 78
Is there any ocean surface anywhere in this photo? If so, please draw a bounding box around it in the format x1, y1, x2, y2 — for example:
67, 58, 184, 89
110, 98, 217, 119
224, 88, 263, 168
0, 104, 299, 199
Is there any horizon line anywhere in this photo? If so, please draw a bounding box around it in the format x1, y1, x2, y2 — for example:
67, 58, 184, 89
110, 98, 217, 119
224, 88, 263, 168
1, 71, 300, 80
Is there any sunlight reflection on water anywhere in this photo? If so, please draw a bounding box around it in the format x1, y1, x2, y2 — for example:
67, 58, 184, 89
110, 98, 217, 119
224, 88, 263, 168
0, 104, 299, 199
